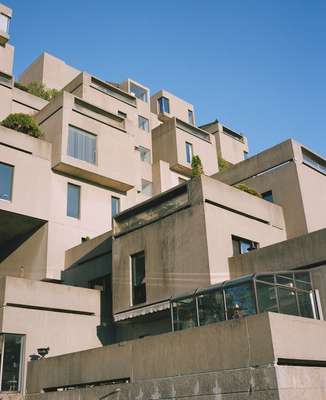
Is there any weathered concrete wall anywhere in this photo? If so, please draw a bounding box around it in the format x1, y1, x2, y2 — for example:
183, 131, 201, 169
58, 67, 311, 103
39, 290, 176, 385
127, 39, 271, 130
24, 365, 326, 400
26, 313, 326, 394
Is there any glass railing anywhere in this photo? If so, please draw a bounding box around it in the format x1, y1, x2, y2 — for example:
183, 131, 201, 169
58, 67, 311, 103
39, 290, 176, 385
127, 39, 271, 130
171, 270, 319, 332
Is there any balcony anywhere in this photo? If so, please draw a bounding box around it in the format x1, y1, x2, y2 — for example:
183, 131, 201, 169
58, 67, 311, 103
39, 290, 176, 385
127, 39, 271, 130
152, 117, 218, 176
36, 92, 137, 192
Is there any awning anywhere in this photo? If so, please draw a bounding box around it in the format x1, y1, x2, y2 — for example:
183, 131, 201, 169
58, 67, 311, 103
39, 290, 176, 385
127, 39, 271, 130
114, 300, 170, 322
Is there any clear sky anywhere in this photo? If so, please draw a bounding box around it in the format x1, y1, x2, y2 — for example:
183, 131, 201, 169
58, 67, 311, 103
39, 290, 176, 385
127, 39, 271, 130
5, 0, 326, 156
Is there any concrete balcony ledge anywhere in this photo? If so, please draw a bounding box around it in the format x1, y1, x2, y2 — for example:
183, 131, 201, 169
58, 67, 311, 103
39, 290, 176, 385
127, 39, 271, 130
26, 312, 326, 394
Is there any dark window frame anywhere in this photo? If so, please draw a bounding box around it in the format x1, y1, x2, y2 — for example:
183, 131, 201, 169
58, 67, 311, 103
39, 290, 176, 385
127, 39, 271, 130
131, 251, 146, 306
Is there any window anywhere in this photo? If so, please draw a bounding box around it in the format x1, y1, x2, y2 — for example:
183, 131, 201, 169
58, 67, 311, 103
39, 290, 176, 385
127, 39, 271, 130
67, 125, 97, 165
188, 110, 194, 125
118, 111, 127, 118
0, 13, 10, 34
141, 179, 153, 196
244, 151, 249, 160
67, 183, 80, 218
139, 146, 151, 163
185, 142, 193, 164
0, 162, 13, 201
131, 251, 146, 305
262, 190, 273, 203
232, 236, 258, 256
130, 82, 148, 103
138, 116, 149, 132
158, 97, 170, 114
111, 196, 120, 218
0, 334, 24, 392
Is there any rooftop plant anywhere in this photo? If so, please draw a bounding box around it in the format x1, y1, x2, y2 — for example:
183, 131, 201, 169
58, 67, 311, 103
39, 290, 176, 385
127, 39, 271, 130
218, 156, 233, 172
191, 155, 204, 177
234, 184, 262, 198
1, 113, 43, 138
14, 80, 59, 101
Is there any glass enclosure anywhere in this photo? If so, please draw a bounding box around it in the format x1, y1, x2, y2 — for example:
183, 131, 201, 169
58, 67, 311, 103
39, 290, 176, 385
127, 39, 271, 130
171, 270, 319, 332
0, 334, 24, 392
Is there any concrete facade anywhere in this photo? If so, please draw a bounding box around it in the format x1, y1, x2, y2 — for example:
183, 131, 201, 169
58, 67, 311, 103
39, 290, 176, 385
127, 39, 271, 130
1, 2, 326, 398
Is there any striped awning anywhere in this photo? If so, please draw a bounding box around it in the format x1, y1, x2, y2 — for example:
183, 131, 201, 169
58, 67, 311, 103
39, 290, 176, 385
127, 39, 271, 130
114, 300, 170, 322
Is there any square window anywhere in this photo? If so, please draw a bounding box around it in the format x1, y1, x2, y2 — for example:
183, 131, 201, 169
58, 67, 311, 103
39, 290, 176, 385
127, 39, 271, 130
139, 146, 151, 163
67, 183, 80, 218
131, 251, 146, 305
141, 179, 153, 196
232, 236, 259, 256
68, 125, 97, 164
0, 162, 13, 201
262, 190, 273, 203
130, 83, 148, 103
138, 116, 149, 132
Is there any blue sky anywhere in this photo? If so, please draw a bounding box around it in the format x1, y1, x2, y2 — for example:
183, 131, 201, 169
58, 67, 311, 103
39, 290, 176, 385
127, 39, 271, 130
5, 0, 326, 156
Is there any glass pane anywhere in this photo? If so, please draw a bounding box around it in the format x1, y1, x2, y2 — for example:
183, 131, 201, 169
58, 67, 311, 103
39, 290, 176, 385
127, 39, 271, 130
198, 290, 225, 326
276, 273, 294, 287
1, 334, 23, 392
68, 126, 96, 164
0, 14, 9, 34
111, 196, 120, 217
132, 252, 146, 305
294, 272, 312, 291
278, 287, 299, 316
225, 282, 256, 320
141, 179, 153, 196
185, 142, 193, 164
67, 183, 80, 218
158, 97, 170, 113
139, 146, 151, 163
256, 282, 278, 313
130, 83, 148, 102
298, 291, 314, 318
172, 297, 197, 331
255, 274, 275, 284
188, 110, 194, 125
262, 191, 273, 203
0, 163, 13, 201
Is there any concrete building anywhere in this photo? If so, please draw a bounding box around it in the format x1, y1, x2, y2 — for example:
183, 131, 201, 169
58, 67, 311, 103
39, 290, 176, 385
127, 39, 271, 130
1, 2, 326, 398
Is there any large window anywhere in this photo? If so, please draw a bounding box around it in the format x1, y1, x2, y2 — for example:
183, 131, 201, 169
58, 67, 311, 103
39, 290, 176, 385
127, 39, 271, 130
130, 83, 148, 103
111, 196, 120, 218
158, 97, 170, 114
0, 13, 10, 34
0, 334, 24, 392
67, 183, 80, 219
138, 116, 149, 132
0, 162, 13, 201
188, 110, 194, 125
185, 142, 193, 164
232, 236, 259, 256
131, 251, 146, 305
67, 125, 97, 165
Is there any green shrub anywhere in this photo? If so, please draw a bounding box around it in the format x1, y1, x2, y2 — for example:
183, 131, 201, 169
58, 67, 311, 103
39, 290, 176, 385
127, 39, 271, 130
218, 156, 232, 172
191, 155, 204, 177
15, 80, 59, 101
234, 184, 262, 198
1, 113, 43, 138
14, 81, 29, 92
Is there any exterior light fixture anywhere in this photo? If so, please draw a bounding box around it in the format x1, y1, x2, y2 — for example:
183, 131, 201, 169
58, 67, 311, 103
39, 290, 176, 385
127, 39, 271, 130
37, 347, 50, 358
